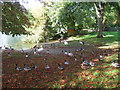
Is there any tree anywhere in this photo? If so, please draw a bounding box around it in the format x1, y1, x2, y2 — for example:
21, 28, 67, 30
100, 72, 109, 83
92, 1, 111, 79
43, 2, 97, 40
2, 2, 34, 37
40, 1, 120, 40
94, 2, 120, 38
94, 2, 104, 38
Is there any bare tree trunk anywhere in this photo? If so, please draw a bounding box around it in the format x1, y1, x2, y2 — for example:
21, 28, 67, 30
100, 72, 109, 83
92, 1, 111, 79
94, 2, 104, 38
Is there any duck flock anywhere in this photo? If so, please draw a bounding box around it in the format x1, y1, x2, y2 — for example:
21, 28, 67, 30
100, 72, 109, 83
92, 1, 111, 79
1, 40, 120, 72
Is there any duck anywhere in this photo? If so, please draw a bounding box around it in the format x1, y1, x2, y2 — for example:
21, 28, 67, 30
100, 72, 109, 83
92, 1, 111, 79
89, 61, 96, 66
80, 52, 83, 57
58, 64, 64, 70
25, 53, 29, 58
33, 45, 37, 48
45, 63, 50, 69
4, 45, 9, 49
103, 50, 108, 56
81, 60, 89, 65
23, 64, 31, 71
99, 54, 103, 61
21, 49, 25, 53
81, 64, 89, 69
68, 51, 73, 56
79, 41, 85, 45
63, 40, 68, 45
0, 47, 2, 50
47, 50, 49, 54
91, 50, 95, 55
81, 57, 85, 62
37, 47, 43, 52
9, 46, 14, 50
78, 48, 84, 51
15, 64, 23, 71
64, 50, 68, 55
74, 58, 77, 61
76, 49, 79, 52
81, 53, 85, 58
112, 62, 120, 67
34, 49, 37, 55
32, 65, 37, 69
64, 60, 70, 65
8, 52, 12, 57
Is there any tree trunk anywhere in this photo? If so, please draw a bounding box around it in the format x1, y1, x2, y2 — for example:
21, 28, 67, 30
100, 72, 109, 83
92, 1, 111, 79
97, 16, 103, 38
94, 2, 104, 38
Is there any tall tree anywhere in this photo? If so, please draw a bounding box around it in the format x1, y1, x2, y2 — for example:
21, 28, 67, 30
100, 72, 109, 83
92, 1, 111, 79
94, 2, 104, 38
2, 2, 34, 36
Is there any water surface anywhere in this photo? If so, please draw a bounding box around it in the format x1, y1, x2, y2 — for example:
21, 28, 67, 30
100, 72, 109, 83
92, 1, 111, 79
0, 32, 35, 50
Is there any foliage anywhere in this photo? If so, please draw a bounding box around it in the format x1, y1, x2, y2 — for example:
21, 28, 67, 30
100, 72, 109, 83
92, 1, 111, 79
103, 2, 120, 27
1, 1, 119, 41
22, 2, 46, 43
43, 1, 119, 40
2, 2, 34, 37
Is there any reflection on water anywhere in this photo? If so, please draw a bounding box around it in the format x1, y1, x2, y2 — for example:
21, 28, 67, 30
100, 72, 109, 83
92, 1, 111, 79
0, 32, 35, 50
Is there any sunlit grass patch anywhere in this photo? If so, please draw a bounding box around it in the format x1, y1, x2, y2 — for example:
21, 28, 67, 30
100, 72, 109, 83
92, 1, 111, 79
67, 31, 118, 48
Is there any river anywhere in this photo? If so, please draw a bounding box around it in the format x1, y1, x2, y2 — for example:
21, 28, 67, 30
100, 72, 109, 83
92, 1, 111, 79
0, 32, 35, 50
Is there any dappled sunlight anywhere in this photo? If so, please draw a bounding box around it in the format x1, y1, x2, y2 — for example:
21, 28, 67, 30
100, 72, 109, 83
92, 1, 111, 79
104, 35, 115, 37
2, 0, 119, 88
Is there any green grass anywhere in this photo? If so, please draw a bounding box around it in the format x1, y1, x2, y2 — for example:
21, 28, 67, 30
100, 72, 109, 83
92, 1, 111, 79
54, 31, 119, 48
68, 31, 119, 47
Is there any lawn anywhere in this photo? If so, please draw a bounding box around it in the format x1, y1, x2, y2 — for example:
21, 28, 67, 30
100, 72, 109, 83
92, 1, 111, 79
2, 31, 120, 88
68, 31, 119, 48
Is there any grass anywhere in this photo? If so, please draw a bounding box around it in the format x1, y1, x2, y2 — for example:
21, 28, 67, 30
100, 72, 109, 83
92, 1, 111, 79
68, 31, 119, 48
53, 31, 119, 49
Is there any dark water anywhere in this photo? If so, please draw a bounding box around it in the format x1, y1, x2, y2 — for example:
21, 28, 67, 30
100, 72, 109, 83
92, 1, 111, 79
0, 32, 35, 50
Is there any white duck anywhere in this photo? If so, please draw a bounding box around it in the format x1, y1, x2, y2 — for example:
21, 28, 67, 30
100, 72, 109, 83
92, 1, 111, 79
23, 64, 31, 71
58, 64, 64, 70
64, 60, 70, 65
15, 64, 22, 71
